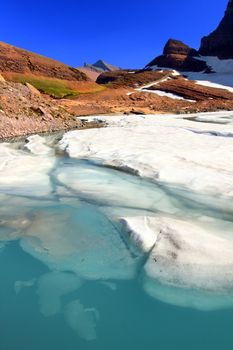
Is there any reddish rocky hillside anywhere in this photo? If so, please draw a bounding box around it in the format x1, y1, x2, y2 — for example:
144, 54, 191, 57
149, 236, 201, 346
0, 41, 87, 81
0, 41, 107, 98
96, 69, 170, 88
145, 75, 233, 101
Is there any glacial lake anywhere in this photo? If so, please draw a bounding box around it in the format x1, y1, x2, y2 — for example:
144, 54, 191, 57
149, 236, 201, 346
1, 130, 233, 350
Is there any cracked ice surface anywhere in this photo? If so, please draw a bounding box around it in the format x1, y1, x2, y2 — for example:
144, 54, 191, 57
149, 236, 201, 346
1, 112, 233, 312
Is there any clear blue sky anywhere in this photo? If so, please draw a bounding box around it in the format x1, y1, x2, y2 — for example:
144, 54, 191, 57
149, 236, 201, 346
0, 0, 228, 68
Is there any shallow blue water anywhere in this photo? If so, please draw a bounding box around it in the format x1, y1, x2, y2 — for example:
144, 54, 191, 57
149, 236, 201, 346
0, 149, 233, 350
1, 241, 233, 350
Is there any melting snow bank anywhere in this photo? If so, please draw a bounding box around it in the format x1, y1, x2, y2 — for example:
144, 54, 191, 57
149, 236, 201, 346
60, 112, 233, 197
185, 56, 233, 91
134, 71, 195, 101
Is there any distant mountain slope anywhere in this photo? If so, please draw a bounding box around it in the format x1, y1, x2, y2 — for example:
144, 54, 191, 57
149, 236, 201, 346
0, 41, 88, 81
78, 60, 119, 81
78, 67, 101, 82
85, 60, 119, 73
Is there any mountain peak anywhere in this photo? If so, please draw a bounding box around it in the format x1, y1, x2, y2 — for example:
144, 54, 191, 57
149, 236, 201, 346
199, 0, 233, 58
92, 60, 119, 72
146, 39, 207, 72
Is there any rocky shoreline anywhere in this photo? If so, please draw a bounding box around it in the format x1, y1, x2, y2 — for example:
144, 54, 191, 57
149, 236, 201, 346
0, 79, 106, 141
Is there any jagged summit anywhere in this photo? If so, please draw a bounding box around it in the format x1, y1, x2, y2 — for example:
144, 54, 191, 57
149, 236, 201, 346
84, 60, 119, 73
79, 60, 119, 81
199, 0, 233, 58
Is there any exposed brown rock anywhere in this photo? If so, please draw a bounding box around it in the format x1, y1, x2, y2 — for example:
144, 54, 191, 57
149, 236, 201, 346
200, 0, 233, 58
145, 76, 233, 101
96, 69, 170, 88
0, 73, 5, 82
0, 80, 84, 139
146, 39, 208, 72
0, 41, 88, 81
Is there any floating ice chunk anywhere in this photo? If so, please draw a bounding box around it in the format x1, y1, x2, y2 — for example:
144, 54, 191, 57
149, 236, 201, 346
64, 299, 98, 341
20, 204, 138, 280
0, 143, 54, 196
37, 271, 83, 317
137, 216, 233, 309
14, 278, 36, 295
25, 135, 54, 156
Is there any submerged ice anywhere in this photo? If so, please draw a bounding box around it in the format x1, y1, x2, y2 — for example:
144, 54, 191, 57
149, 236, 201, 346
1, 112, 233, 318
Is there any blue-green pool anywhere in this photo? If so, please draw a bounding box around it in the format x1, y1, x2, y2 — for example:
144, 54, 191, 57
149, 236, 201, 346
0, 143, 233, 350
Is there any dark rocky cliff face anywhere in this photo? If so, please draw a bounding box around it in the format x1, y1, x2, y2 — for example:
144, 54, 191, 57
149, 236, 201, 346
146, 39, 208, 72
199, 0, 233, 58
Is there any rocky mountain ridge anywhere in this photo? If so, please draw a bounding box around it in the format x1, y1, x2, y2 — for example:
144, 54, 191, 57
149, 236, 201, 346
146, 0, 233, 72
146, 39, 208, 72
200, 0, 233, 58
84, 60, 119, 73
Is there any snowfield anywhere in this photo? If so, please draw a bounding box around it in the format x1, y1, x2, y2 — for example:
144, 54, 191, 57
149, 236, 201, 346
149, 56, 233, 91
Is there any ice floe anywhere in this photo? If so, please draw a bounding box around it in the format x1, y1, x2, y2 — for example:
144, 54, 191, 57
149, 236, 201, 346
122, 215, 233, 310
0, 142, 55, 196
